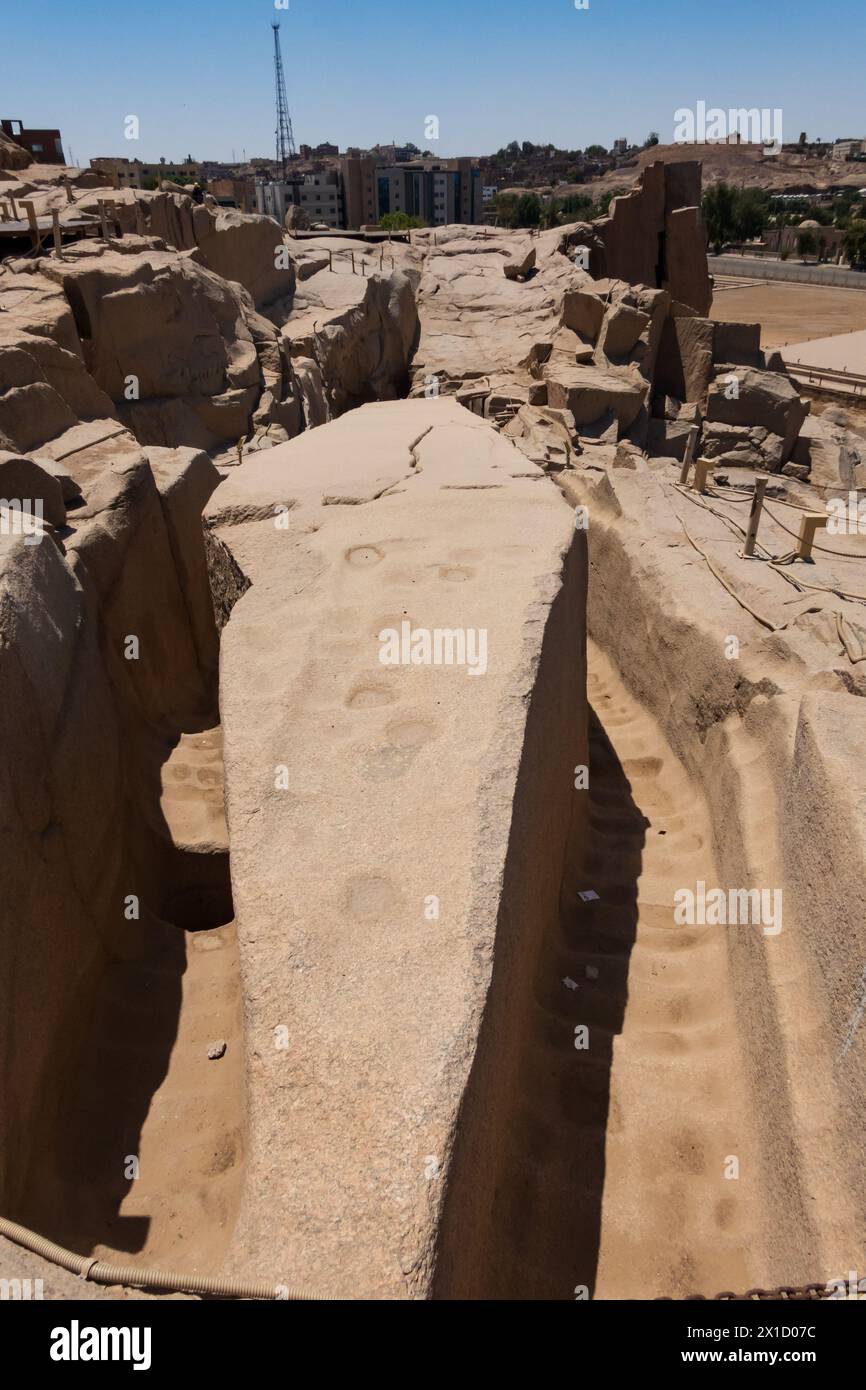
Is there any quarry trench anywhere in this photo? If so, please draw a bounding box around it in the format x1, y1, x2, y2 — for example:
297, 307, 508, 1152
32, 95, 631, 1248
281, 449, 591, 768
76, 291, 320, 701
547, 641, 762, 1300
7, 405, 781, 1300
12, 716, 247, 1279
433, 625, 766, 1300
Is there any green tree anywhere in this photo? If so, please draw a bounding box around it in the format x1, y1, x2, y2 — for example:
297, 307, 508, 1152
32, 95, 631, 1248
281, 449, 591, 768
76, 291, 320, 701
514, 193, 542, 227
559, 192, 594, 220
379, 212, 427, 231
797, 229, 818, 260
491, 192, 519, 228
645, 132, 660, 147
843, 223, 866, 269
584, 144, 607, 159
592, 188, 625, 217
702, 181, 738, 251
732, 187, 769, 241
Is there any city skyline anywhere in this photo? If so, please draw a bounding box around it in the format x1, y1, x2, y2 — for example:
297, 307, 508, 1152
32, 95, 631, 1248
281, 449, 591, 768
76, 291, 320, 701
4, 0, 863, 168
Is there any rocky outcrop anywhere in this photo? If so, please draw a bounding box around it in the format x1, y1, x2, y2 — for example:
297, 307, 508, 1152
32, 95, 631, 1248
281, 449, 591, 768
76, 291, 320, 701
0, 439, 225, 1243
279, 255, 420, 421
111, 194, 295, 310
594, 160, 711, 315
558, 456, 866, 1286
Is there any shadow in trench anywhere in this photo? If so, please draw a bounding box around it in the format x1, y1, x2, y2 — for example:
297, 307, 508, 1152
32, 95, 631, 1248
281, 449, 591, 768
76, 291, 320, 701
24, 914, 188, 1257
13, 723, 235, 1259
433, 701, 648, 1299
530, 704, 647, 1299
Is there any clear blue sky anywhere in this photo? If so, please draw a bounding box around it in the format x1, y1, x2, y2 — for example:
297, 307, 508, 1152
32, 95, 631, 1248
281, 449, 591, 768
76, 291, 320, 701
3, 0, 862, 165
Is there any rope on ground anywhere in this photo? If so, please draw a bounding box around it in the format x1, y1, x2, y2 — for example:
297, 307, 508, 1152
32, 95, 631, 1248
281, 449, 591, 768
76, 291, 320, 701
673, 482, 866, 608
0, 1214, 324, 1301
761, 499, 866, 560
672, 506, 866, 673
674, 510, 790, 631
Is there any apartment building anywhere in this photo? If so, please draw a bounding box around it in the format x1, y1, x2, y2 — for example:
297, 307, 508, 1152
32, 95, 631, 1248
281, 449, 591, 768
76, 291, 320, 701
340, 154, 482, 229
90, 157, 143, 189
341, 156, 378, 229
833, 138, 866, 163
381, 159, 481, 227
256, 170, 344, 228
90, 157, 202, 189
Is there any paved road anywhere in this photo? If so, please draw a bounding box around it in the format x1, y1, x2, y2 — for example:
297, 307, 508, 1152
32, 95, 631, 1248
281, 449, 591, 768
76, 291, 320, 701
709, 255, 866, 290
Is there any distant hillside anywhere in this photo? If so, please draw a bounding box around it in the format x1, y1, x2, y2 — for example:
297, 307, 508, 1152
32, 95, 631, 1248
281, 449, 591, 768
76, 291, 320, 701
579, 143, 866, 199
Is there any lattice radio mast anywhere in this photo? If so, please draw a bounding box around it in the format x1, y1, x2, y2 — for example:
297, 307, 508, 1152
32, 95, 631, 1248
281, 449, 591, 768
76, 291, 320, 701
272, 21, 297, 175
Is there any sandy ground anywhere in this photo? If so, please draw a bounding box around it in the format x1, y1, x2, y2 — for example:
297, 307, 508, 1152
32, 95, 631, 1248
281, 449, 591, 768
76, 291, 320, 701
711, 278, 866, 348
510, 640, 762, 1298
781, 328, 866, 373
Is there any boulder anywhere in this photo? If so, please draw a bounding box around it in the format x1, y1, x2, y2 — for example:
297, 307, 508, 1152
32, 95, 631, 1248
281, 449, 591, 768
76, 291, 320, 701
562, 289, 605, 343
544, 363, 648, 432
600, 303, 651, 358
0, 451, 66, 527
503, 246, 536, 281
713, 321, 762, 367
655, 308, 714, 406
284, 204, 312, 233
701, 421, 784, 470
705, 366, 809, 465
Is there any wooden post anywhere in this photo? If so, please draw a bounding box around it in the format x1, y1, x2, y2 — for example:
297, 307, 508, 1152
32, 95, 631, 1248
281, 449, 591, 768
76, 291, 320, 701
0, 199, 8, 222
21, 201, 39, 249
679, 425, 699, 484
742, 476, 767, 557
236, 437, 244, 467
692, 456, 712, 495
351, 251, 356, 274
795, 512, 828, 561
51, 208, 63, 259
328, 248, 333, 271
135, 200, 146, 236
98, 200, 110, 240
64, 177, 74, 204
9, 194, 19, 219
